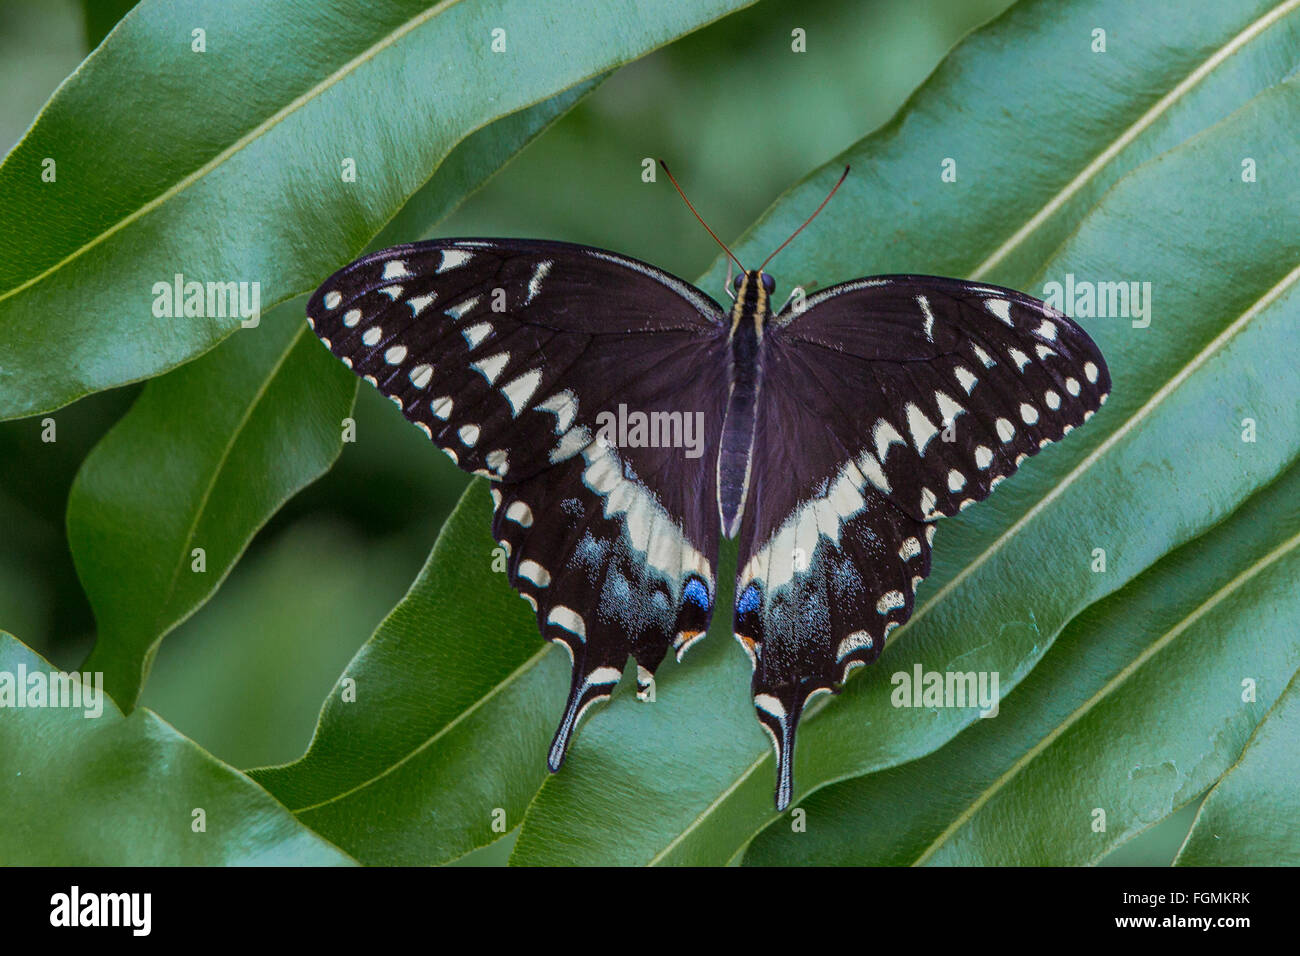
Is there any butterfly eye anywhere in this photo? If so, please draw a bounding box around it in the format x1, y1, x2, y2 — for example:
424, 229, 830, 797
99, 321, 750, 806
761, 273, 776, 294
733, 273, 744, 291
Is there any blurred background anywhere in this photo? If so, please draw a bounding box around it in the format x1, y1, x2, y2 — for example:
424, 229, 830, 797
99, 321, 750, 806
0, 0, 1197, 863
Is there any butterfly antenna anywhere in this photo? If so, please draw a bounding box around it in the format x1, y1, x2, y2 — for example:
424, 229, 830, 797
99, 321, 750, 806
759, 165, 851, 272
659, 160, 745, 273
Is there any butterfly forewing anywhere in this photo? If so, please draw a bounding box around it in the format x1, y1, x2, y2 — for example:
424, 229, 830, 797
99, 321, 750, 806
736, 275, 1110, 807
308, 239, 730, 767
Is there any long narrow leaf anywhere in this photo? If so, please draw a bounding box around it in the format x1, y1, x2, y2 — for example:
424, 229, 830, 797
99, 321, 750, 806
0, 0, 753, 419
1174, 670, 1300, 866
742, 462, 1300, 865
0, 631, 353, 865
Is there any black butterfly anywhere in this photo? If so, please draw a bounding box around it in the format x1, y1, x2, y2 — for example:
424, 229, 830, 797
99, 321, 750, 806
306, 166, 1110, 810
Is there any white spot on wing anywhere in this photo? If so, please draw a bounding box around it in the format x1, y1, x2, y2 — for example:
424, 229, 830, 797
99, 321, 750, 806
384, 345, 406, 365
876, 590, 905, 614
343, 309, 362, 327
462, 322, 492, 349
323, 291, 342, 309
430, 396, 453, 419
506, 501, 534, 527
525, 260, 552, 305
471, 352, 509, 384
408, 294, 435, 315
438, 249, 472, 272
985, 298, 1013, 325
855, 451, 890, 494
836, 631, 874, 662
409, 365, 432, 389
519, 560, 550, 587
501, 370, 542, 416
362, 326, 382, 346
547, 605, 585, 638
874, 419, 905, 462
382, 261, 410, 280
537, 390, 577, 433
906, 403, 938, 454
917, 294, 935, 342
954, 365, 978, 393
444, 296, 480, 321
458, 424, 480, 446
935, 391, 964, 426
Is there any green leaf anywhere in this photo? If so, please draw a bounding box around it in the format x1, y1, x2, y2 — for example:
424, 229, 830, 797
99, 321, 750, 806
1174, 670, 1300, 866
741, 462, 1300, 865
68, 305, 355, 709
371, 78, 602, 250
0, 631, 353, 865
249, 482, 568, 866
67, 77, 600, 711
510, 43, 1300, 864
707, 0, 1300, 293
0, 0, 754, 419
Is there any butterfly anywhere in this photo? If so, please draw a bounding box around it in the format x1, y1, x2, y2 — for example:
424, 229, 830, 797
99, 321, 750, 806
306, 164, 1110, 810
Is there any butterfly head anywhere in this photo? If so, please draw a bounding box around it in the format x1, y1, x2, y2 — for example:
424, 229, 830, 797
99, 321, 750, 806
733, 271, 776, 296
738, 269, 774, 303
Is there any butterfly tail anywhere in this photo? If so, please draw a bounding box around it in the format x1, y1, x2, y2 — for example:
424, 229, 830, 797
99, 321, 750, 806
546, 651, 623, 772
753, 685, 808, 812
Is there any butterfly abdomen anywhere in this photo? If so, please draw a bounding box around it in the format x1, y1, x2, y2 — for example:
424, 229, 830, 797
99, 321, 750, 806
718, 275, 768, 537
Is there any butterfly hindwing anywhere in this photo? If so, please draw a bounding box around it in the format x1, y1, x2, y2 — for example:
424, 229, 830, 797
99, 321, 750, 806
736, 275, 1110, 807
308, 239, 730, 766
490, 440, 720, 768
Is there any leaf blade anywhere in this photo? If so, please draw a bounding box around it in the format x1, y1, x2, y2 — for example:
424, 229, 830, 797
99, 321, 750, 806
1174, 670, 1300, 866
0, 631, 354, 865
0, 0, 754, 418
249, 483, 568, 866
742, 462, 1300, 865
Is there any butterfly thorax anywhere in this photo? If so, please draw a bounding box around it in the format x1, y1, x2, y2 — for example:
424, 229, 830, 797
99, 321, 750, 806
717, 271, 771, 537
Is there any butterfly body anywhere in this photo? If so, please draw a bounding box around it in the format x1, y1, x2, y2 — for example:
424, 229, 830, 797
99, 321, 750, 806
308, 231, 1109, 811
719, 270, 773, 538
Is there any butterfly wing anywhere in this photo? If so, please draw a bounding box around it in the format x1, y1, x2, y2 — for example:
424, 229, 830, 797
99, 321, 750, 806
738, 275, 1110, 808
308, 239, 729, 767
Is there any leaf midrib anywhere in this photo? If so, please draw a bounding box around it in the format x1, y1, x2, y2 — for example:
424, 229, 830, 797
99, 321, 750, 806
140, 325, 309, 677
649, 258, 1300, 866
911, 526, 1300, 865
0, 0, 462, 306
288, 643, 554, 815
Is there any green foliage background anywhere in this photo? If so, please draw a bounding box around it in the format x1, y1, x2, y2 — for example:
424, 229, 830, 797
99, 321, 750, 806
0, 0, 1296, 865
